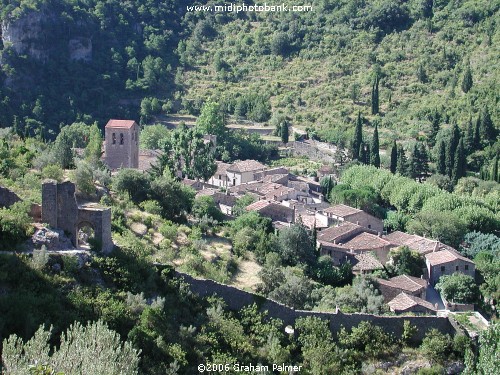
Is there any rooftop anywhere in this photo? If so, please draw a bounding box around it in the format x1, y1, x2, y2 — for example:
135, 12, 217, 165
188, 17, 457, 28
342, 232, 390, 250
349, 253, 383, 272
377, 275, 427, 293
425, 249, 474, 266
322, 204, 362, 217
388, 292, 437, 312
317, 222, 363, 243
105, 119, 137, 129
213, 161, 231, 176
227, 160, 266, 173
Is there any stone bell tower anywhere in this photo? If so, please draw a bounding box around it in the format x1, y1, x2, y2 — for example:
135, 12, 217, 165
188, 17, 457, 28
104, 119, 139, 170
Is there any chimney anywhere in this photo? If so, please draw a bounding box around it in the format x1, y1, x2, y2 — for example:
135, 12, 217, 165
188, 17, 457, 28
356, 221, 359, 225
434, 242, 439, 252
378, 232, 382, 237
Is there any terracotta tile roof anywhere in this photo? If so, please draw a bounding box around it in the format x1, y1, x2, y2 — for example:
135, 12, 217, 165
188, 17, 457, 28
384, 231, 415, 245
323, 204, 362, 217
227, 160, 266, 173
105, 119, 137, 129
377, 275, 427, 293
342, 232, 390, 250
384, 231, 443, 255
317, 222, 361, 243
299, 214, 328, 230
425, 249, 474, 266
262, 173, 289, 183
195, 188, 216, 197
349, 253, 383, 272
388, 292, 437, 312
214, 161, 231, 176
245, 200, 274, 211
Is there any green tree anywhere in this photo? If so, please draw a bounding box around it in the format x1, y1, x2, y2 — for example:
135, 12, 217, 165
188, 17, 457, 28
452, 138, 466, 184
52, 129, 74, 169
191, 195, 223, 221
1, 320, 140, 375
277, 224, 316, 266
490, 156, 498, 182
435, 273, 479, 304
389, 246, 426, 277
320, 175, 335, 200
436, 140, 446, 175
73, 159, 95, 195
396, 145, 407, 176
461, 64, 473, 93
371, 74, 379, 115
464, 117, 475, 154
370, 123, 380, 168
140, 124, 170, 150
84, 123, 103, 164
390, 140, 398, 173
446, 123, 461, 177
112, 168, 150, 203
196, 101, 226, 142
149, 175, 195, 221
280, 121, 289, 144
420, 329, 452, 364
352, 112, 363, 160
428, 109, 441, 147
479, 107, 496, 146
407, 210, 466, 248
475, 323, 499, 375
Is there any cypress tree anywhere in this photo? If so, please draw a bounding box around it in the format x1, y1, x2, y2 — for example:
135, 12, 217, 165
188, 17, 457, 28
473, 115, 481, 151
396, 146, 407, 176
428, 109, 441, 147
491, 156, 498, 182
446, 123, 461, 177
436, 140, 446, 175
370, 123, 380, 168
371, 75, 379, 115
364, 143, 371, 165
419, 142, 429, 178
408, 143, 420, 179
280, 121, 289, 144
390, 140, 398, 173
352, 112, 363, 160
464, 117, 474, 154
461, 64, 473, 93
480, 106, 496, 146
452, 138, 466, 184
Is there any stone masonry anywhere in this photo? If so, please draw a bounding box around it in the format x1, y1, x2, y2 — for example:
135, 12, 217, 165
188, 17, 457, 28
41, 180, 113, 253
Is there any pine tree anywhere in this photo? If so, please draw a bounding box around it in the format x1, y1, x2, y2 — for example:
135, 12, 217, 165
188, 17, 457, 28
352, 112, 363, 160
452, 138, 466, 184
491, 156, 498, 182
436, 140, 446, 175
396, 146, 407, 176
461, 64, 473, 93
418, 142, 430, 178
480, 107, 496, 146
281, 121, 289, 144
359, 142, 367, 165
390, 140, 398, 174
370, 123, 380, 168
446, 123, 461, 177
371, 75, 379, 115
416, 62, 427, 83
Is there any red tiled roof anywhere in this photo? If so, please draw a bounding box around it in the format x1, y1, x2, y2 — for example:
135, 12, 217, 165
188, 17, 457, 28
388, 292, 437, 312
227, 160, 266, 173
317, 222, 362, 243
342, 232, 390, 250
105, 119, 137, 129
323, 204, 362, 217
246, 200, 274, 211
214, 161, 231, 176
300, 214, 328, 230
425, 249, 474, 266
349, 253, 383, 272
386, 275, 427, 292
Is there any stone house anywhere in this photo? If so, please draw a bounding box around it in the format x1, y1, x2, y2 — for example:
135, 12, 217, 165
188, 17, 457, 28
104, 119, 139, 170
196, 189, 237, 216
208, 161, 231, 188
226, 160, 266, 186
387, 292, 437, 315
425, 249, 475, 286
375, 275, 428, 302
318, 204, 383, 233
347, 253, 384, 275
245, 200, 295, 223
384, 231, 455, 256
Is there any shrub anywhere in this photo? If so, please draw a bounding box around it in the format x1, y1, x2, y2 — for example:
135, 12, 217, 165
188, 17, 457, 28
112, 169, 150, 203
420, 329, 452, 364
140, 200, 162, 215
41, 164, 64, 182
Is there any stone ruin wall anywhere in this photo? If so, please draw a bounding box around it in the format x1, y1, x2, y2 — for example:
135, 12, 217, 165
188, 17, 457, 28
174, 271, 456, 343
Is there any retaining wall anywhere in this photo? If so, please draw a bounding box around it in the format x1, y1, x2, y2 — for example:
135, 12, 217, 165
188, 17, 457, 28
174, 271, 456, 342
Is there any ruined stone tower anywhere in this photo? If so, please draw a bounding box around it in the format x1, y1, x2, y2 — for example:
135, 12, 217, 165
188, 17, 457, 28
104, 119, 139, 170
41, 180, 113, 253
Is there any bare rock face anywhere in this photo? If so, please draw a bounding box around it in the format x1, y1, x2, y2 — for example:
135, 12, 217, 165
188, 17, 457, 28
68, 37, 92, 62
1, 11, 49, 62
32, 227, 74, 250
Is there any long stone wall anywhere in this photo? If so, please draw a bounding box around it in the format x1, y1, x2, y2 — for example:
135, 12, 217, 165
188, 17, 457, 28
174, 271, 456, 342
0, 186, 22, 208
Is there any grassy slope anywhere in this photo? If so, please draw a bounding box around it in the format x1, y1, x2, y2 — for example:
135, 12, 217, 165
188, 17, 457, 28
179, 0, 499, 149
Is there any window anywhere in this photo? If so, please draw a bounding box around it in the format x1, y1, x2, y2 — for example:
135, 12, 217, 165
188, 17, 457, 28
328, 250, 332, 256
112, 133, 116, 144
456, 265, 459, 271
465, 265, 469, 270
368, 225, 371, 228
441, 266, 445, 272
120, 133, 124, 145
132, 132, 134, 141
